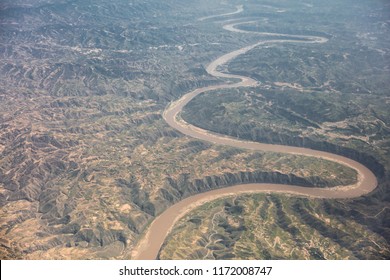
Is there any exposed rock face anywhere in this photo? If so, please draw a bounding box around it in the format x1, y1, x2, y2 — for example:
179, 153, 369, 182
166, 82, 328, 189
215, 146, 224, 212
118, 167, 343, 226
153, 170, 344, 217
0, 111, 382, 259
186, 121, 385, 179
243, 129, 385, 178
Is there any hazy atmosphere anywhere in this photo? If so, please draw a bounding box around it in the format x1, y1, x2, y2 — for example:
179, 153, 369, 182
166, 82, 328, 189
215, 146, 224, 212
0, 0, 389, 260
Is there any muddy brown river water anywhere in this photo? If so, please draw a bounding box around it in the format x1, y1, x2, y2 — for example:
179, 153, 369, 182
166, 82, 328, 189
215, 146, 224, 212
130, 18, 378, 260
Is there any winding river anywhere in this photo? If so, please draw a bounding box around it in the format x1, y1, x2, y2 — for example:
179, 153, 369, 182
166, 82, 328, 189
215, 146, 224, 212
131, 7, 378, 260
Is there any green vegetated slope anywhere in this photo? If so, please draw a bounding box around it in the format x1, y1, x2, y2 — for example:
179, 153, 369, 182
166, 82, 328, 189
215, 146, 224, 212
161, 0, 390, 259
159, 194, 390, 260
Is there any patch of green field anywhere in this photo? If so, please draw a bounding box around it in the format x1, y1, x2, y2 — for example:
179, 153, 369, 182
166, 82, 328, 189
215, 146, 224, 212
159, 194, 390, 260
